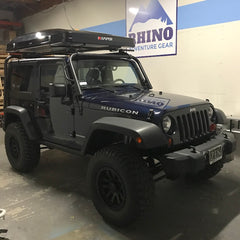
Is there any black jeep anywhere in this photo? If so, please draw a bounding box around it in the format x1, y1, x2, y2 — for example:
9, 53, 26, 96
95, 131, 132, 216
3, 29, 236, 226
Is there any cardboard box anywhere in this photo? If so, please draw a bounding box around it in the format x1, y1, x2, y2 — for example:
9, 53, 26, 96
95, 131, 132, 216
8, 30, 16, 41
0, 45, 6, 52
2, 30, 16, 43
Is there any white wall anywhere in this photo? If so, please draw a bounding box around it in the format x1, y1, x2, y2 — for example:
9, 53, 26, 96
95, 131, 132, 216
141, 21, 240, 117
23, 0, 125, 32
23, 0, 240, 117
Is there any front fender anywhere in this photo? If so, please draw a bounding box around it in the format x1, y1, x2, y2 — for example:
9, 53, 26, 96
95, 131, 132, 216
84, 117, 168, 152
215, 108, 227, 124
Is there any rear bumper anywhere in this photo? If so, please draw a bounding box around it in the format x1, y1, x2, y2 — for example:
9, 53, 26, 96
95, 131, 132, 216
163, 132, 236, 178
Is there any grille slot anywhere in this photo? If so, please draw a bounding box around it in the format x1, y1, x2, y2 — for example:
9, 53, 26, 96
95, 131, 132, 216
177, 110, 210, 142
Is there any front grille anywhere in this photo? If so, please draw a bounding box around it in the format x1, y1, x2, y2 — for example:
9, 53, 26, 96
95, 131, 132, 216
176, 109, 210, 142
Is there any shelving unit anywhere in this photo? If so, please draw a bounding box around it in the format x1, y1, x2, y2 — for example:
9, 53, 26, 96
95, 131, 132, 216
0, 20, 21, 114
0, 20, 22, 28
0, 50, 6, 113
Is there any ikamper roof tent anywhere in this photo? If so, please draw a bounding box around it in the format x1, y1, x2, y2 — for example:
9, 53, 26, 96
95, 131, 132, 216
7, 29, 135, 54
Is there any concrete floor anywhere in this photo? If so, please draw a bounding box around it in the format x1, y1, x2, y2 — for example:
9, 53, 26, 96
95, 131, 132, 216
0, 129, 240, 240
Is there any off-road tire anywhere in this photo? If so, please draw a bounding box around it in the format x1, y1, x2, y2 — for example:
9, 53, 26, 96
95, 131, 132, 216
87, 144, 154, 226
5, 122, 40, 173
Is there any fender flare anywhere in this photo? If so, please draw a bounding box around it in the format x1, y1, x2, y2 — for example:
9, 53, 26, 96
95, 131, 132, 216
83, 117, 168, 153
4, 105, 39, 140
215, 108, 227, 124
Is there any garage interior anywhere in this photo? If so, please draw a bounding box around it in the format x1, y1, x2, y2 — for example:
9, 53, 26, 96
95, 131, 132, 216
0, 0, 240, 240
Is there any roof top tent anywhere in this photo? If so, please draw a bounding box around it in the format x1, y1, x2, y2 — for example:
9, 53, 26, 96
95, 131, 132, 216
6, 29, 135, 55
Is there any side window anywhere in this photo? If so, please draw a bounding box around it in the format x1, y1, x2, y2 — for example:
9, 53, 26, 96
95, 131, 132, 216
54, 65, 65, 84
10, 65, 33, 91
40, 64, 57, 92
40, 63, 65, 93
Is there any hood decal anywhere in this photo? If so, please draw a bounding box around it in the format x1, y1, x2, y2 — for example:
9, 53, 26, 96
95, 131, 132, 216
136, 95, 169, 109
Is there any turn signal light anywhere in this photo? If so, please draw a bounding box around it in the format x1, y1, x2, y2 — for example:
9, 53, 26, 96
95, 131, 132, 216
136, 137, 142, 144
209, 123, 216, 132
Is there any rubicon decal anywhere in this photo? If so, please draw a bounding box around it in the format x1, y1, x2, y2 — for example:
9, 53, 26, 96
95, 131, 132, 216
126, 0, 177, 57
101, 106, 139, 115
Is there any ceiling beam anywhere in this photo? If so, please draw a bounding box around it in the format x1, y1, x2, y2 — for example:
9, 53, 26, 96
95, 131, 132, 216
3, 0, 36, 3
0, 0, 65, 20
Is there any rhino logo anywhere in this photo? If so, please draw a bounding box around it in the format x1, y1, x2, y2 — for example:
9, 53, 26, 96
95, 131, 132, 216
129, 0, 173, 32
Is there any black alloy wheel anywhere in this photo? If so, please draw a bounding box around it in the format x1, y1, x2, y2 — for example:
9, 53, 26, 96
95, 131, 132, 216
9, 136, 20, 160
97, 167, 126, 211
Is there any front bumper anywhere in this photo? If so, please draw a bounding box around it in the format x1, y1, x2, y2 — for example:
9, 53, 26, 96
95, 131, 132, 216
163, 132, 236, 178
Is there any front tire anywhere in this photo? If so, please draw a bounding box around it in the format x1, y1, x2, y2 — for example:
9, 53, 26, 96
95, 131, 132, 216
5, 122, 40, 173
87, 145, 154, 226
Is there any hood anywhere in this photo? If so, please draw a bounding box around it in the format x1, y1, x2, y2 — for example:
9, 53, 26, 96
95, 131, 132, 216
83, 88, 210, 123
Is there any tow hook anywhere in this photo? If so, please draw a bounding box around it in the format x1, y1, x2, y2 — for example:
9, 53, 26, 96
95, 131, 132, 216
190, 146, 197, 153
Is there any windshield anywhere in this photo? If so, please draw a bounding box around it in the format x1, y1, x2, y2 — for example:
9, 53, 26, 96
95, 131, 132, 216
73, 59, 143, 89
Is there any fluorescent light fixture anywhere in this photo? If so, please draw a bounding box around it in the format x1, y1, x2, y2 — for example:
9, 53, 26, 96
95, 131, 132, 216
129, 7, 139, 15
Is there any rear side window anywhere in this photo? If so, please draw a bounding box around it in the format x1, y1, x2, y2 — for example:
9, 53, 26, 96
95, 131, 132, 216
10, 65, 33, 91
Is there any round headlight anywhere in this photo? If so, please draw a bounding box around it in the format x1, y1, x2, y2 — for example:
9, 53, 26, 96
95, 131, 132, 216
162, 116, 172, 133
208, 107, 214, 119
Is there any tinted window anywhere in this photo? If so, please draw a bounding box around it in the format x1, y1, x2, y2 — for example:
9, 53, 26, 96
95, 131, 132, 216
40, 65, 57, 90
40, 64, 65, 91
10, 65, 33, 91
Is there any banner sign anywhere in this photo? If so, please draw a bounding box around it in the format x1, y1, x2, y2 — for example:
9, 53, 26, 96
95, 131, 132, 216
126, 0, 177, 57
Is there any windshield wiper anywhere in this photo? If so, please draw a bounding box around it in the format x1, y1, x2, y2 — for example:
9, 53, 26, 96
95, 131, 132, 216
113, 84, 144, 91
82, 85, 115, 93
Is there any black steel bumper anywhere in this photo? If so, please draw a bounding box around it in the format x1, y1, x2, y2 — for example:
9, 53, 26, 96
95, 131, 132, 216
163, 132, 236, 178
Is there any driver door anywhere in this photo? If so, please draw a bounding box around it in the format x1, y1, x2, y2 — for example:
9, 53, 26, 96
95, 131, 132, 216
39, 61, 74, 144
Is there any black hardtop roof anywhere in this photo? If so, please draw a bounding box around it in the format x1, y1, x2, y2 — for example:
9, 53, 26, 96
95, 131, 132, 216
7, 29, 135, 55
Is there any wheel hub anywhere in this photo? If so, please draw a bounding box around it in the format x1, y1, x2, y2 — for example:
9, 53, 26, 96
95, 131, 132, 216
97, 167, 126, 210
9, 137, 20, 159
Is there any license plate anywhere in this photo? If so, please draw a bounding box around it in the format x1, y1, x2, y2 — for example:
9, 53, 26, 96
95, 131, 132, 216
208, 145, 223, 164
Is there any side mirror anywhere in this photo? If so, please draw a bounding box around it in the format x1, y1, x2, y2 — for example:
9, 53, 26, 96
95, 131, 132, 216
49, 83, 66, 97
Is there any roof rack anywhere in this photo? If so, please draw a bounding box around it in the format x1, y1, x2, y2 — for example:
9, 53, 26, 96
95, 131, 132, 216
7, 29, 135, 55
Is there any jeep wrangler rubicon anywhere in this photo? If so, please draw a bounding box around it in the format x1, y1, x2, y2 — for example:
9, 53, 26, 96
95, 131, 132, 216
3, 29, 236, 226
